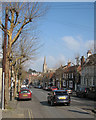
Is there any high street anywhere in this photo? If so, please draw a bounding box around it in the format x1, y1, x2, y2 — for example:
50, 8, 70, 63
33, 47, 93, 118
4, 87, 95, 119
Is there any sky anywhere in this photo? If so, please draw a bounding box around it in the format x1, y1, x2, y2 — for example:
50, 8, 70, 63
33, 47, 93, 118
28, 2, 94, 72
0, 1, 94, 72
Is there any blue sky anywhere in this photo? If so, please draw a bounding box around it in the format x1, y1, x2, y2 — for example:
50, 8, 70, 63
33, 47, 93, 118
29, 2, 94, 72
0, 2, 94, 72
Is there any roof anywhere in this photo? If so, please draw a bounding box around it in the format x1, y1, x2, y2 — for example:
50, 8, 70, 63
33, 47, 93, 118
83, 54, 96, 67
63, 65, 81, 73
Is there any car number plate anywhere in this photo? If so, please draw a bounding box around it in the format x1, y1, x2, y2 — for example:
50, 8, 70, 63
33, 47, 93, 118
59, 97, 66, 99
23, 94, 28, 96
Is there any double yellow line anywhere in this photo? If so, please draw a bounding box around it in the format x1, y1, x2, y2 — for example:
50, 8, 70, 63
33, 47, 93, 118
28, 109, 34, 120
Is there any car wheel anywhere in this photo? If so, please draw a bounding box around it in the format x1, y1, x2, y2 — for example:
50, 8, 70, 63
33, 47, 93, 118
67, 103, 70, 106
48, 100, 50, 104
30, 98, 32, 100
51, 100, 54, 106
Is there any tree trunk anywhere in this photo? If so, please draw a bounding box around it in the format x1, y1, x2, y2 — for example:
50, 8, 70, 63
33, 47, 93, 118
18, 80, 20, 92
5, 57, 10, 109
14, 72, 17, 98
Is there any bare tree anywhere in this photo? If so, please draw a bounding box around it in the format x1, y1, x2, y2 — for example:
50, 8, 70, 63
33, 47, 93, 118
0, 2, 48, 108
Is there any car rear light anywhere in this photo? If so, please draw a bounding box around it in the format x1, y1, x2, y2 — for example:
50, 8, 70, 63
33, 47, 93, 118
54, 92, 56, 95
85, 88, 86, 92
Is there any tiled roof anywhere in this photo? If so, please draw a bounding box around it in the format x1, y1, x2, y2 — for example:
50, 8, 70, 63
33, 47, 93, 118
83, 54, 96, 66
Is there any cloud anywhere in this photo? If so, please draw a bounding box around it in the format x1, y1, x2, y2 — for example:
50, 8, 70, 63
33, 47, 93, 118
28, 55, 66, 72
47, 55, 66, 69
85, 40, 94, 50
26, 38, 94, 72
62, 36, 80, 51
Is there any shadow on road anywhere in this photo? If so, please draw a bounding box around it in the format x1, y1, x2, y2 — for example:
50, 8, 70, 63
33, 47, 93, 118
68, 109, 90, 114
40, 101, 50, 106
40, 101, 71, 107
73, 96, 96, 101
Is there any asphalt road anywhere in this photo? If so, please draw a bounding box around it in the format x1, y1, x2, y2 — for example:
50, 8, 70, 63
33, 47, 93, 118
17, 87, 96, 119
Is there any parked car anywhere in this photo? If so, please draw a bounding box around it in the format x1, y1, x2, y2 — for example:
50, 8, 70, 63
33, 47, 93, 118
38, 85, 42, 89
76, 86, 89, 98
18, 89, 32, 100
43, 86, 48, 90
48, 86, 52, 91
21, 84, 26, 88
63, 88, 72, 94
87, 87, 96, 100
47, 90, 71, 106
51, 86, 58, 91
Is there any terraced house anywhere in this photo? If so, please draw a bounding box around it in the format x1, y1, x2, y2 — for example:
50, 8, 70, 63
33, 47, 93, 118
81, 50, 96, 88
53, 61, 81, 91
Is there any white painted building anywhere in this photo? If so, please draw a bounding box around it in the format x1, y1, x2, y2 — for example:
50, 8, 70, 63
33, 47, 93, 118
81, 51, 96, 87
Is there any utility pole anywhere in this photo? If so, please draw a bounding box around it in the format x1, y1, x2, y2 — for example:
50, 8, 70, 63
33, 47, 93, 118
2, 7, 8, 110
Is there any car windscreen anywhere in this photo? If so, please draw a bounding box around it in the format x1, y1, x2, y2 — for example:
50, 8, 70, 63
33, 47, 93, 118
52, 87, 56, 88
55, 91, 68, 95
21, 87, 28, 89
20, 90, 30, 94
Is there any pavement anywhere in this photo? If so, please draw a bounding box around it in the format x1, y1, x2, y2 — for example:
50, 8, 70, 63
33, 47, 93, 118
72, 91, 96, 115
2, 97, 26, 118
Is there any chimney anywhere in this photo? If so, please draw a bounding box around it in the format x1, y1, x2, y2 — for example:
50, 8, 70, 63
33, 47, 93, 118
81, 56, 85, 66
87, 50, 92, 57
67, 60, 71, 67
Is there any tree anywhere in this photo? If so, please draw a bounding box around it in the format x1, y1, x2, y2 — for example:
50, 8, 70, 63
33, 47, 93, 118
0, 2, 47, 108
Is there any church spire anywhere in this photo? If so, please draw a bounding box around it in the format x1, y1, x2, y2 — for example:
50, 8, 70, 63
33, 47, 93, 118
43, 56, 47, 73
44, 56, 46, 64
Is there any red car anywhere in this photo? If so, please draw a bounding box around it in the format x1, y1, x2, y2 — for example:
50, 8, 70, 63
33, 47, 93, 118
51, 86, 58, 91
18, 89, 32, 100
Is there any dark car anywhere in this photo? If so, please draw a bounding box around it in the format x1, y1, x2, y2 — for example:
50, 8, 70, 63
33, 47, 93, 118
76, 86, 89, 98
18, 89, 32, 100
47, 90, 71, 106
87, 87, 96, 100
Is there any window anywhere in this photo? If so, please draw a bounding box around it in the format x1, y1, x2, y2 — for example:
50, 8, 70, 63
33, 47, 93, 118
69, 81, 73, 88
55, 91, 68, 95
93, 78, 95, 86
63, 80, 66, 87
84, 78, 86, 85
20, 90, 30, 94
63, 73, 64, 78
69, 73, 70, 78
65, 74, 66, 79
72, 73, 73, 78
